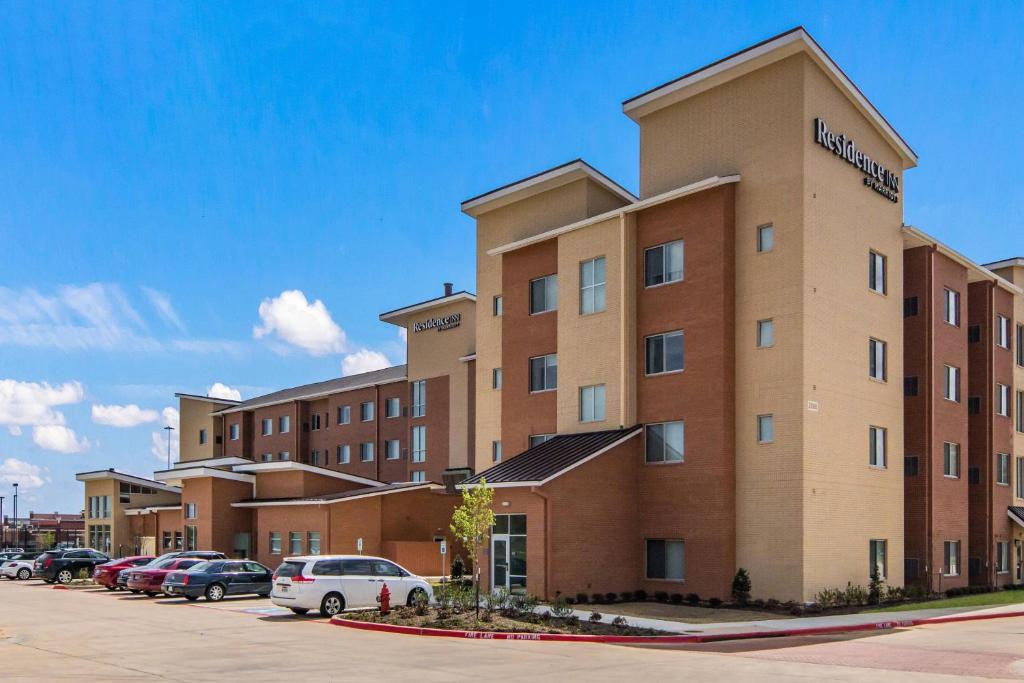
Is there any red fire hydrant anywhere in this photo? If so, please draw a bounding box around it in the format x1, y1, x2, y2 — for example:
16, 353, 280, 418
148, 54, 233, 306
379, 582, 391, 615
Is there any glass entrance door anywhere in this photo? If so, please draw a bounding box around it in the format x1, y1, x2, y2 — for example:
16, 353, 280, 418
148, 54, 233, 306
491, 514, 526, 594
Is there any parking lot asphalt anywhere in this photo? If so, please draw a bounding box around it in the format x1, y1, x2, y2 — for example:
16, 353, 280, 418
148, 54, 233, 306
2, 579, 1023, 681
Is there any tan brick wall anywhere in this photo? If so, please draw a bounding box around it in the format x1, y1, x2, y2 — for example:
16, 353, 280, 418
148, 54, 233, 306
178, 396, 234, 462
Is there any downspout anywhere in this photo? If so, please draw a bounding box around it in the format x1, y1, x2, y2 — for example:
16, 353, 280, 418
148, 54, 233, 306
375, 384, 381, 482
925, 245, 936, 591
531, 487, 551, 600
987, 282, 995, 587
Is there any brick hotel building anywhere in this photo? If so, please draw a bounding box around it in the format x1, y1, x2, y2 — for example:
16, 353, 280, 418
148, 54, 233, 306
79, 28, 1024, 603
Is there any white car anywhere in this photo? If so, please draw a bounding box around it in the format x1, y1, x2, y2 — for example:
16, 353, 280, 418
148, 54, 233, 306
2, 554, 37, 581
270, 555, 432, 617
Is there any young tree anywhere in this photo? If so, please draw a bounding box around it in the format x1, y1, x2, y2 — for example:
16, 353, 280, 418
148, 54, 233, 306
731, 568, 752, 605
450, 477, 496, 619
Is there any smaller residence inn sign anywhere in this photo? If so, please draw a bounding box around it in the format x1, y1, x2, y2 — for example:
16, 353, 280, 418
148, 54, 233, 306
814, 118, 899, 203
413, 313, 461, 333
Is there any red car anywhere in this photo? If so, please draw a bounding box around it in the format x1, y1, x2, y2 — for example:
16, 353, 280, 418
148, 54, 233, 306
126, 558, 204, 596
93, 556, 154, 590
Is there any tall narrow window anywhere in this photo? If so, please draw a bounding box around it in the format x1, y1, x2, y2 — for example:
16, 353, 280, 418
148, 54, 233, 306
492, 368, 502, 390
997, 542, 1010, 573
579, 385, 606, 423
997, 383, 1010, 416
579, 257, 606, 314
869, 539, 888, 580
1017, 324, 1024, 366
279, 415, 290, 433
261, 418, 273, 436
869, 426, 887, 468
757, 415, 774, 444
199, 429, 207, 445
385, 397, 400, 418
943, 541, 960, 576
269, 532, 281, 555
308, 532, 321, 555
997, 453, 1010, 485
869, 251, 887, 294
411, 380, 426, 417
644, 240, 684, 287
493, 295, 502, 316
869, 338, 887, 381
944, 288, 960, 326
229, 423, 239, 440
757, 319, 774, 348
360, 401, 374, 422
1017, 391, 1024, 433
529, 354, 558, 392
338, 405, 351, 424
996, 315, 1011, 349
645, 331, 684, 375
529, 275, 558, 314
645, 421, 684, 463
944, 365, 960, 402
310, 413, 321, 431
337, 444, 350, 465
385, 439, 400, 460
411, 425, 426, 463
943, 442, 960, 478
492, 441, 502, 463
359, 442, 374, 462
1016, 456, 1024, 498
757, 224, 774, 253
289, 532, 303, 555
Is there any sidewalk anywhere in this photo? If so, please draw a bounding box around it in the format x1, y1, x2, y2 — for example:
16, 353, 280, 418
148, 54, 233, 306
562, 601, 1024, 638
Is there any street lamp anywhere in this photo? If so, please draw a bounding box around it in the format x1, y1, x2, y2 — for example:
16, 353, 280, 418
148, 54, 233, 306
164, 425, 175, 469
0, 495, 5, 548
12, 483, 18, 548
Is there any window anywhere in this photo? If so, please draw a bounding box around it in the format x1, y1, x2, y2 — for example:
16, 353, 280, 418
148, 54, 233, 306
1018, 391, 1024, 433
199, 429, 207, 445
269, 532, 281, 555
943, 442, 960, 478
260, 452, 272, 462
968, 325, 981, 343
870, 539, 888, 580
492, 368, 502, 390
184, 503, 197, 519
337, 444, 350, 465
289, 532, 303, 555
230, 423, 239, 440
261, 418, 272, 436
1017, 324, 1024, 366
944, 365, 960, 402
385, 440, 400, 461
944, 289, 960, 326
360, 401, 374, 422
411, 380, 426, 418
360, 442, 374, 462
278, 451, 290, 461
904, 296, 919, 317
119, 483, 130, 503
493, 295, 502, 316
308, 532, 321, 555
944, 541, 960, 576
492, 441, 502, 463
579, 384, 606, 422
757, 224, 774, 253
645, 421, 684, 463
757, 415, 774, 444
869, 426, 887, 468
162, 531, 172, 550
411, 471, 426, 483
528, 434, 554, 448
868, 250, 887, 294
310, 413, 321, 431
385, 397, 400, 418
310, 450, 321, 466
997, 453, 1010, 485
996, 315, 1010, 348
579, 257, 606, 315
529, 354, 558, 392
1017, 456, 1024, 498
411, 426, 426, 463
645, 331, 684, 375
529, 274, 558, 314
996, 384, 1010, 416
645, 240, 684, 287
646, 539, 684, 580
184, 526, 197, 552
904, 376, 919, 397
904, 456, 919, 476
338, 405, 351, 424
997, 542, 1010, 573
869, 338, 887, 381
279, 415, 290, 433
757, 319, 774, 348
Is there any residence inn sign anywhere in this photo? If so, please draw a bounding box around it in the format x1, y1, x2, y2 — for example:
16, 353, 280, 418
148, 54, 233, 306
413, 312, 461, 333
814, 118, 900, 202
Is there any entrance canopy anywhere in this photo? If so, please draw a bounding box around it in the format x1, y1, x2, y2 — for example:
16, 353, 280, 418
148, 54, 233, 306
1009, 507, 1024, 528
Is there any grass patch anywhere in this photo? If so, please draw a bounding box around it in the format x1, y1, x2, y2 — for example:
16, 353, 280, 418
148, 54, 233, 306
867, 588, 1024, 613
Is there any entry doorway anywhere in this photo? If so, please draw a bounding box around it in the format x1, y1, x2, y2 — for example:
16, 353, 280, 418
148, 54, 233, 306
234, 532, 251, 559
491, 514, 527, 594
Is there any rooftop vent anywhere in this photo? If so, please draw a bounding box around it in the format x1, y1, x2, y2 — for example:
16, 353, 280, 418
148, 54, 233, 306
443, 282, 453, 296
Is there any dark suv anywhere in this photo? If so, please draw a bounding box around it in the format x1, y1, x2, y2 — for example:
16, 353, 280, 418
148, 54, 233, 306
34, 548, 110, 584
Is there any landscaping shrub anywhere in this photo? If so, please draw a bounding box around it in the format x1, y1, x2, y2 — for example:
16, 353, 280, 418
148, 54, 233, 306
604, 592, 618, 603
868, 568, 883, 605
634, 589, 647, 601
731, 568, 752, 605
670, 593, 683, 604
685, 593, 700, 606
789, 605, 805, 616
619, 591, 634, 602
814, 587, 841, 609
413, 590, 429, 616
883, 585, 905, 603
654, 591, 668, 603
591, 593, 604, 604
844, 584, 869, 607
550, 594, 573, 619
765, 598, 780, 610
707, 597, 722, 608
750, 598, 766, 608
539, 610, 551, 622
576, 593, 589, 604
450, 555, 465, 581
588, 611, 602, 623
564, 615, 580, 627
611, 616, 629, 629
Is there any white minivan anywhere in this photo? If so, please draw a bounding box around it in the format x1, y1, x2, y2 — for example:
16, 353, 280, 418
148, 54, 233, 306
270, 555, 432, 617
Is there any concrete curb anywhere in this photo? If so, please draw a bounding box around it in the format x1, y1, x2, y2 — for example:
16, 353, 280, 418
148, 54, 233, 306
329, 608, 1024, 644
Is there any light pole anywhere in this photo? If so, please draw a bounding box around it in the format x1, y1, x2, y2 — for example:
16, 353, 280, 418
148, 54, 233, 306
164, 425, 175, 469
12, 483, 18, 548
0, 495, 5, 548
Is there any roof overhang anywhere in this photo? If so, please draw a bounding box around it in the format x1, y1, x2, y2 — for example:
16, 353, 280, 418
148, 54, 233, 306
378, 292, 476, 324
153, 467, 255, 486
903, 226, 1023, 295
622, 27, 917, 168
174, 392, 241, 405
172, 456, 251, 470
487, 175, 740, 257
1009, 507, 1024, 529
460, 159, 637, 218
231, 483, 442, 508
984, 257, 1024, 272
75, 469, 182, 494
215, 374, 408, 415
231, 461, 384, 488
124, 505, 182, 516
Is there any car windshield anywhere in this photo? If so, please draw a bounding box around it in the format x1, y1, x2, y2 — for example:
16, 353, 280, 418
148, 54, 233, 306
154, 558, 179, 569
187, 561, 212, 573
275, 561, 306, 578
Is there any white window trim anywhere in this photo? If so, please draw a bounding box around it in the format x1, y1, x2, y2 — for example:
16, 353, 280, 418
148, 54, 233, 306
528, 354, 558, 393
643, 240, 685, 289
579, 256, 607, 316
645, 330, 685, 376
529, 274, 558, 315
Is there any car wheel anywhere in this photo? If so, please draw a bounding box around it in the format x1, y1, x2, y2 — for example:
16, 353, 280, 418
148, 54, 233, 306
205, 583, 226, 602
185, 596, 199, 602
129, 589, 140, 594
320, 592, 345, 618
290, 607, 309, 615
407, 587, 428, 607
43, 579, 54, 584
56, 569, 73, 585
144, 591, 158, 597
104, 585, 116, 591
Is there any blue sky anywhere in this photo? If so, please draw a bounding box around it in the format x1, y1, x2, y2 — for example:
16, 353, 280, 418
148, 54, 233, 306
0, 2, 1021, 514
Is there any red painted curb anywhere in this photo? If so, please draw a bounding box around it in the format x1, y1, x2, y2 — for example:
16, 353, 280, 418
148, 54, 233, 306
52, 585, 68, 590
329, 608, 1024, 644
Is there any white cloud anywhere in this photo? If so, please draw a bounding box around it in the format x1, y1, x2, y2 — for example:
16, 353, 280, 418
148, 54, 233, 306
8, 425, 22, 436
142, 287, 186, 332
91, 403, 159, 427
0, 379, 83, 427
253, 290, 347, 356
342, 349, 391, 376
398, 327, 408, 343
32, 424, 89, 454
151, 407, 180, 465
207, 382, 241, 401
0, 457, 49, 489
